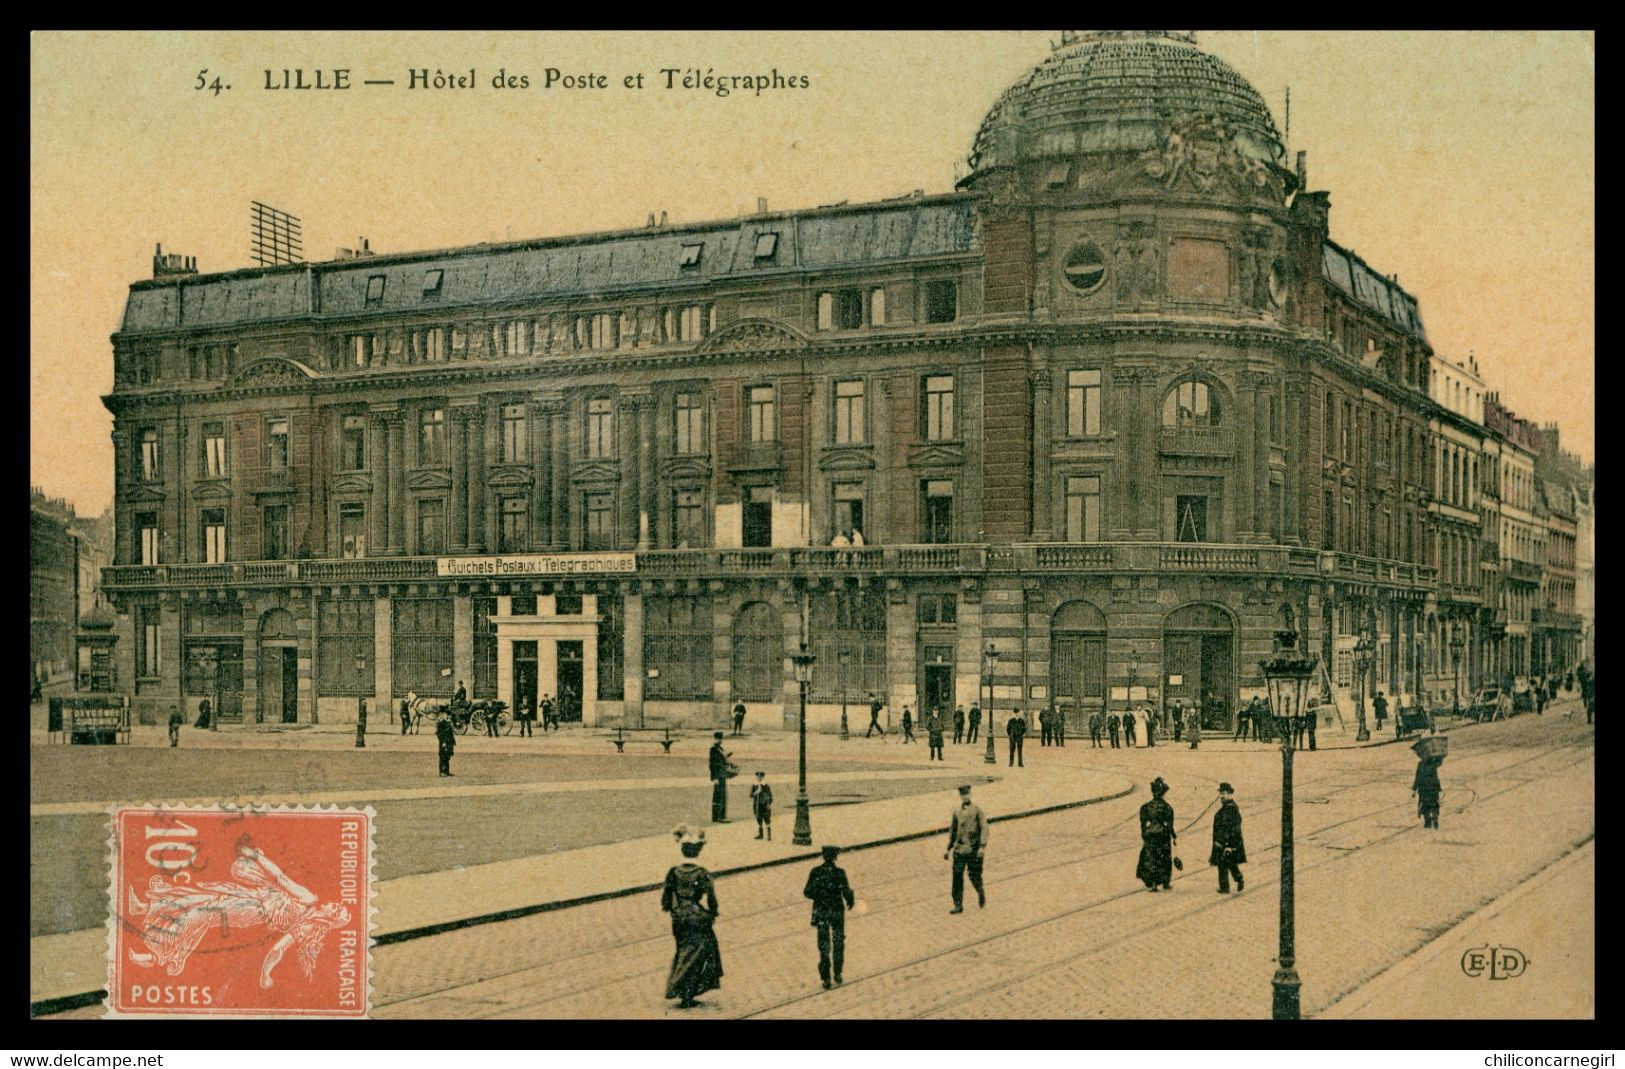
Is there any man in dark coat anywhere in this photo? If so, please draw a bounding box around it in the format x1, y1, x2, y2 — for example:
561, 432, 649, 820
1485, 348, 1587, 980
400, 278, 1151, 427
732, 701, 747, 736
804, 845, 855, 988
435, 714, 456, 777
945, 785, 989, 913
900, 706, 915, 743
168, 705, 183, 747
1053, 705, 1067, 747
454, 680, 467, 706
1089, 710, 1104, 747
708, 732, 731, 822
1107, 712, 1121, 748
966, 704, 981, 743
1373, 690, 1389, 731
1233, 701, 1249, 741
1136, 777, 1176, 891
952, 705, 966, 745
866, 697, 887, 738
1413, 755, 1442, 829
1210, 783, 1246, 893
194, 697, 212, 730
927, 710, 946, 761
1172, 701, 1183, 743
1005, 711, 1026, 767
1123, 709, 1138, 747
1144, 706, 1157, 747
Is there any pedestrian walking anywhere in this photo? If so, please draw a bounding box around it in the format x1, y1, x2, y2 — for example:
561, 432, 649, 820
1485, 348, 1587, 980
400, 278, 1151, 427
1172, 701, 1184, 743
804, 845, 855, 989
1210, 783, 1246, 894
750, 771, 774, 840
927, 710, 946, 761
945, 785, 988, 913
732, 700, 747, 736
1136, 777, 1177, 892
194, 697, 212, 730
953, 706, 966, 745
966, 704, 981, 744
1412, 755, 1443, 829
1005, 710, 1026, 767
1089, 710, 1104, 747
866, 697, 887, 738
709, 732, 732, 823
901, 706, 915, 744
435, 714, 456, 777
662, 826, 723, 1009
1123, 709, 1138, 747
1373, 690, 1388, 731
1107, 712, 1121, 748
168, 705, 182, 747
1186, 705, 1201, 749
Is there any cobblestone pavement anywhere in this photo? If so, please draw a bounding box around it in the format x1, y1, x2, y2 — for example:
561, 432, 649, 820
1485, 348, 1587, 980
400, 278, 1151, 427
356, 713, 1591, 1020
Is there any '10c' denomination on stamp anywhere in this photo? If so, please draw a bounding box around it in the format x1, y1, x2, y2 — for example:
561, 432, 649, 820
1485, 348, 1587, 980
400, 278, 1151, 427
106, 805, 374, 1018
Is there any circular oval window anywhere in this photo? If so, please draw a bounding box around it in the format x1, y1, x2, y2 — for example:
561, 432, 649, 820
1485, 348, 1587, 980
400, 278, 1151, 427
1063, 242, 1107, 294
1268, 260, 1289, 307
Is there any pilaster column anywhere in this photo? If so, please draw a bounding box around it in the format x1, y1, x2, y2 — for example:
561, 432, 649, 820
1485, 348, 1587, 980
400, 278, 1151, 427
638, 397, 656, 550
386, 413, 405, 554
1031, 368, 1052, 541
369, 410, 390, 557
1283, 383, 1303, 544
449, 408, 470, 553
1109, 366, 1140, 540
618, 397, 638, 549
1134, 368, 1160, 537
467, 409, 487, 552
529, 399, 548, 551
1235, 373, 1258, 541
550, 400, 570, 549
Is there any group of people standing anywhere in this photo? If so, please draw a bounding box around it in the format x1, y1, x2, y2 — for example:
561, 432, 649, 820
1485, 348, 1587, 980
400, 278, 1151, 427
1087, 705, 1201, 749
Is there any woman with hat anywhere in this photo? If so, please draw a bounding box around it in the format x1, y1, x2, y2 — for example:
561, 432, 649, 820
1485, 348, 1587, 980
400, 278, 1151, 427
1412, 754, 1443, 829
661, 825, 724, 1008
1136, 777, 1177, 892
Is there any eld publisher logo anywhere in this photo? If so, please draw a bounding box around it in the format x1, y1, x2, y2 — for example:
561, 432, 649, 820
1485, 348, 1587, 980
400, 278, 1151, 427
1460, 944, 1529, 980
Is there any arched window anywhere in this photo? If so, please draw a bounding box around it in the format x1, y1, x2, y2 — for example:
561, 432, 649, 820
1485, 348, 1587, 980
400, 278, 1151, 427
730, 602, 782, 702
1162, 380, 1221, 427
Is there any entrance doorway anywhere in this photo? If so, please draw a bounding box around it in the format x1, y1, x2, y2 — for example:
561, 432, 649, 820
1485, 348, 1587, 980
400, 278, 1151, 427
921, 644, 954, 718
557, 640, 584, 721
1050, 600, 1107, 734
513, 641, 538, 720
258, 646, 299, 724
1163, 604, 1235, 733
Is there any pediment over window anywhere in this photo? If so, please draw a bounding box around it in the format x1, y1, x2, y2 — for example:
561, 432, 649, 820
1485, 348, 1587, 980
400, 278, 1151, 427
659, 457, 712, 482
908, 443, 966, 468
570, 461, 621, 484
819, 446, 877, 472
407, 469, 453, 491
487, 466, 534, 489
123, 486, 167, 505
229, 357, 318, 388
192, 480, 233, 500
696, 318, 809, 354
330, 474, 372, 495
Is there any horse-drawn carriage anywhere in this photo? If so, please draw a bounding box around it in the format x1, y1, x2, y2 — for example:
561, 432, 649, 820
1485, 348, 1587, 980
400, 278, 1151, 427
403, 695, 511, 735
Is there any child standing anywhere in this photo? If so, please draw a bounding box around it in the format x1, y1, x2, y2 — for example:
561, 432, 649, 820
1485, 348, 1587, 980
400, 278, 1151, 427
750, 771, 774, 840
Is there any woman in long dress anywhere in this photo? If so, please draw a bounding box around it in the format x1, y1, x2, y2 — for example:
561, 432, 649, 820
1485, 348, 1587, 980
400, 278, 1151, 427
661, 825, 723, 1008
1412, 756, 1443, 829
1136, 777, 1177, 891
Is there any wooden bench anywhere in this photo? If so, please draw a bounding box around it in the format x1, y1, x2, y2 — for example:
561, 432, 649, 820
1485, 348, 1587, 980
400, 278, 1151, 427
606, 726, 683, 753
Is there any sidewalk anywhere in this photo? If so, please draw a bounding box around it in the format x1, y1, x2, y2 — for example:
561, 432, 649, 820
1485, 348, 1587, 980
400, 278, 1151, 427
29, 741, 1134, 1006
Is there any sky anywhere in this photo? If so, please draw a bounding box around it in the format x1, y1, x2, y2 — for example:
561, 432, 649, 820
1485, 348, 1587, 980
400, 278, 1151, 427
30, 30, 1594, 516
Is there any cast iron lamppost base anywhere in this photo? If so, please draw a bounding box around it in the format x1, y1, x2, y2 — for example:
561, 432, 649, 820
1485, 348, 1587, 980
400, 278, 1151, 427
1261, 622, 1319, 1021
791, 643, 817, 846
1353, 629, 1374, 742
1450, 624, 1465, 717
982, 643, 999, 765
839, 648, 850, 741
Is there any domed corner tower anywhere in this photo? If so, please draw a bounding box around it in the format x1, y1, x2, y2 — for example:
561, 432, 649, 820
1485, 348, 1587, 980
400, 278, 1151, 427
960, 30, 1305, 327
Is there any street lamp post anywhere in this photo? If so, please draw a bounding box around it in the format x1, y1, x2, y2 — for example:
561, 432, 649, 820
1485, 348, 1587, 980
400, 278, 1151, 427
1353, 630, 1374, 742
839, 648, 850, 741
1450, 625, 1465, 717
354, 653, 368, 748
1260, 624, 1319, 1021
982, 643, 999, 765
791, 643, 817, 846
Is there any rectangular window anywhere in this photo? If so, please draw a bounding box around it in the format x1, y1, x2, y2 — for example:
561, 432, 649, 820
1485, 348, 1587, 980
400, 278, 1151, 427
869, 287, 887, 325
339, 414, 366, 471
1064, 476, 1102, 542
365, 275, 385, 306
675, 392, 704, 455
392, 598, 454, 697
504, 320, 528, 356
510, 595, 537, 615
318, 598, 375, 696
923, 480, 954, 544
137, 605, 161, 678
137, 512, 159, 566
203, 422, 226, 478
917, 593, 958, 625
590, 313, 616, 349
473, 596, 497, 699
422, 328, 445, 362
673, 489, 704, 548
416, 498, 444, 555
1271, 483, 1284, 543
743, 485, 773, 548
339, 502, 365, 559
419, 407, 446, 465
262, 504, 289, 560
1066, 370, 1101, 437
833, 482, 865, 541
452, 327, 467, 353
587, 398, 616, 458
816, 292, 834, 331
925, 279, 958, 323
748, 386, 776, 443
924, 375, 955, 441
422, 269, 444, 297
266, 418, 289, 469
585, 492, 615, 550
201, 508, 226, 564
836, 289, 862, 329
754, 232, 778, 259
678, 305, 705, 342
498, 495, 529, 552
500, 403, 528, 463
1174, 495, 1208, 543
140, 428, 161, 482
834, 379, 865, 445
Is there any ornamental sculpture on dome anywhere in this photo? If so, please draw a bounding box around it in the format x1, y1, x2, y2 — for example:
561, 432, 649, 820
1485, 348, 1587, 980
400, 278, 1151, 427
1054, 30, 1198, 51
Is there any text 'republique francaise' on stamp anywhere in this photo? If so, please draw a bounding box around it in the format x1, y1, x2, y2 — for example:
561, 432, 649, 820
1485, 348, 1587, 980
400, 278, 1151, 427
106, 804, 375, 1018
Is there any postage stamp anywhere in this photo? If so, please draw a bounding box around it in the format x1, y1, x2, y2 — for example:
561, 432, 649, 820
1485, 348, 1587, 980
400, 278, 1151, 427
106, 805, 374, 1018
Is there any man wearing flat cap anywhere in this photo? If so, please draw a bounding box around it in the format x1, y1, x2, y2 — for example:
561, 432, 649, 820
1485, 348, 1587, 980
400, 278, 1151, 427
803, 845, 856, 988
708, 732, 732, 823
1210, 783, 1246, 893
945, 785, 989, 913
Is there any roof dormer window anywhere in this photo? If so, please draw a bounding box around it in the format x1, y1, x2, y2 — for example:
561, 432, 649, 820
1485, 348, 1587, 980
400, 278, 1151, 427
365, 274, 386, 306
679, 243, 703, 269
422, 269, 444, 298
754, 233, 778, 260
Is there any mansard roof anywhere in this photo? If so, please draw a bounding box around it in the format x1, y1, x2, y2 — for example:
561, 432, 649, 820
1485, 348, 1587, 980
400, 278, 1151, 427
119, 194, 979, 335
1321, 239, 1427, 342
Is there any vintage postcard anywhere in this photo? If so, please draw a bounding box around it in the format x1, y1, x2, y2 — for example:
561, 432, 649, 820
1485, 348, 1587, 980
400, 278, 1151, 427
30, 30, 1593, 1026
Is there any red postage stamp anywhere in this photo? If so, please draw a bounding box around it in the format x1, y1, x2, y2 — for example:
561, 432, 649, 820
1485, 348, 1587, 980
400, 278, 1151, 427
106, 805, 374, 1018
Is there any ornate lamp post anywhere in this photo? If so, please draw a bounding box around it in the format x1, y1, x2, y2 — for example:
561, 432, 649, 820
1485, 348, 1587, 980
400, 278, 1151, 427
791, 643, 817, 846
354, 652, 369, 748
1260, 623, 1320, 1021
1352, 629, 1375, 742
1449, 624, 1465, 716
982, 643, 999, 765
839, 648, 851, 741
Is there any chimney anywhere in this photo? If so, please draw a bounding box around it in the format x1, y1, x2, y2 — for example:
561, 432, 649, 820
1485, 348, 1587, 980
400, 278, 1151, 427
660, 211, 668, 226
647, 213, 656, 228
152, 242, 198, 279
757, 197, 768, 214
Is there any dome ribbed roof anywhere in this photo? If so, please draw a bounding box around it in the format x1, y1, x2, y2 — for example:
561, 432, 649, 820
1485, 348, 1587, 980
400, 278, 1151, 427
970, 33, 1285, 174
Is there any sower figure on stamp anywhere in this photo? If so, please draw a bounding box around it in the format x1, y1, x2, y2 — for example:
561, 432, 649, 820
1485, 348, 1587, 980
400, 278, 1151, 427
945, 784, 989, 913
804, 844, 855, 989
436, 713, 456, 776
709, 732, 732, 823
1210, 782, 1246, 893
750, 770, 773, 840
1136, 777, 1176, 892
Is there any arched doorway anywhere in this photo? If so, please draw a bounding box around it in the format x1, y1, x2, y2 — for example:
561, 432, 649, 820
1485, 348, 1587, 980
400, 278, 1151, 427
257, 608, 299, 724
731, 601, 783, 703
1163, 603, 1235, 733
1050, 600, 1106, 734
